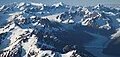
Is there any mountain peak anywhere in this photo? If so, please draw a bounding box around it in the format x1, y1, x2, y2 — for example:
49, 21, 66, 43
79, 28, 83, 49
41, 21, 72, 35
52, 2, 66, 7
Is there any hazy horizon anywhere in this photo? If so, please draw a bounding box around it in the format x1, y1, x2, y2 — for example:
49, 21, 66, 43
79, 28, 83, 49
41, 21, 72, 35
0, 0, 120, 6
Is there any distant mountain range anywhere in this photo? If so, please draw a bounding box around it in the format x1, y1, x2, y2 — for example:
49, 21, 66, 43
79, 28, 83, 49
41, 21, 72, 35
0, 2, 120, 57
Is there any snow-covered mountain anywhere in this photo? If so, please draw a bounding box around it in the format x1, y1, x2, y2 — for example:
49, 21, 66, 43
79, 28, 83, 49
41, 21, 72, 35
0, 2, 120, 57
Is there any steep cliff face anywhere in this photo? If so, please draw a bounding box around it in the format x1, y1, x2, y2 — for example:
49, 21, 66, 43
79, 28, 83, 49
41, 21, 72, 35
0, 2, 120, 57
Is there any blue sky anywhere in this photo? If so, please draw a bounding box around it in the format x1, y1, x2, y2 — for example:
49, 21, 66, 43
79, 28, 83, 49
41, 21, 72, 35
0, 0, 120, 6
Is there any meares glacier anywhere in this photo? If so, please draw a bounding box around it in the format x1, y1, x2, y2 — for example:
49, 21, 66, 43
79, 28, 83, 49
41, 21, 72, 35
0, 2, 120, 57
